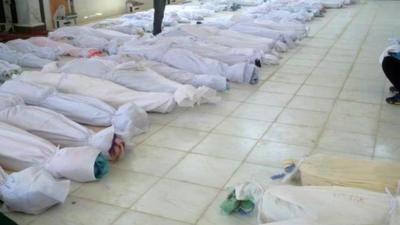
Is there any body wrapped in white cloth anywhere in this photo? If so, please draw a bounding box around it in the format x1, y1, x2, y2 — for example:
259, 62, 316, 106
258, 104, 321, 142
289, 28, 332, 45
0, 79, 149, 139
16, 71, 177, 113
44, 59, 220, 107
0, 121, 107, 182
0, 92, 117, 160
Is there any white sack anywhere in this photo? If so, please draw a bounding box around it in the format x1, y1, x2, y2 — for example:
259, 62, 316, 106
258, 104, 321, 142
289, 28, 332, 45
0, 166, 69, 215
0, 121, 102, 182
0, 79, 149, 139
16, 71, 176, 113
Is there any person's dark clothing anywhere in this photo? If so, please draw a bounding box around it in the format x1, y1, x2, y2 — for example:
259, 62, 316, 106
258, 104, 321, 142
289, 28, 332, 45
383, 56, 400, 90
153, 0, 167, 35
0, 212, 18, 225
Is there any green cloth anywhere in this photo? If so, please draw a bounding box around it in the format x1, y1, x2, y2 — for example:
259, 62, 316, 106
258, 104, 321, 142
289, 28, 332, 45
0, 212, 18, 225
220, 189, 255, 215
94, 154, 109, 179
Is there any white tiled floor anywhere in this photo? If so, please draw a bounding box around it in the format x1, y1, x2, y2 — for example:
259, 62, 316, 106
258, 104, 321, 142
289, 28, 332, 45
8, 1, 400, 224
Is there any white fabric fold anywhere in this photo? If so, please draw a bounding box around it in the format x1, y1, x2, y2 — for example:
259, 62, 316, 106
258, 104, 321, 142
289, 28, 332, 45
0, 166, 70, 215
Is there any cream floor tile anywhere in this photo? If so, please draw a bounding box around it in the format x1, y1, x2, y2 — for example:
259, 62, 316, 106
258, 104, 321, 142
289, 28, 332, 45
132, 124, 164, 144
4, 213, 36, 225
188, 101, 240, 116
297, 84, 341, 99
287, 96, 335, 112
144, 127, 207, 151
72, 168, 158, 208
170, 112, 225, 131
326, 113, 379, 135
220, 89, 254, 102
30, 197, 124, 225
318, 129, 375, 156
192, 133, 257, 161
339, 89, 384, 104
112, 211, 190, 225
285, 58, 320, 67
246, 91, 293, 107
232, 103, 283, 122
133, 179, 218, 224
113, 145, 186, 176
196, 191, 258, 225
269, 73, 309, 84
305, 74, 347, 88
259, 81, 301, 94
377, 122, 400, 138
263, 123, 321, 147
225, 163, 281, 189
166, 154, 241, 188
213, 117, 271, 139
343, 78, 385, 93
380, 104, 400, 125
277, 108, 329, 127
332, 100, 381, 119
374, 136, 400, 160
148, 108, 188, 125
246, 141, 312, 167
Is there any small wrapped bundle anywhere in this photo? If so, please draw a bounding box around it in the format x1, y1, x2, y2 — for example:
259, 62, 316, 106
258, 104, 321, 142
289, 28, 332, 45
0, 79, 148, 139
0, 122, 108, 182
0, 166, 70, 215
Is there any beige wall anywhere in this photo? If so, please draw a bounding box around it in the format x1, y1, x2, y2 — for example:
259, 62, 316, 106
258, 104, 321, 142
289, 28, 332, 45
74, 0, 153, 23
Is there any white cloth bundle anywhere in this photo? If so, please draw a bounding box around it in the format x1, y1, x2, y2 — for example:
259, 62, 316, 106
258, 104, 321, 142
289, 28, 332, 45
0, 43, 52, 68
6, 39, 59, 61
46, 59, 219, 107
0, 121, 103, 182
28, 37, 103, 58
0, 60, 21, 83
119, 39, 258, 84
0, 79, 149, 139
16, 71, 176, 113
0, 93, 115, 158
259, 185, 400, 225
0, 166, 69, 215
